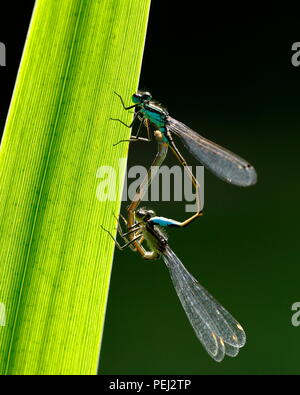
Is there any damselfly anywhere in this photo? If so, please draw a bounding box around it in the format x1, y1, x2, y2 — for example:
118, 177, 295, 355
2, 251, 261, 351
102, 208, 246, 362
111, 90, 257, 188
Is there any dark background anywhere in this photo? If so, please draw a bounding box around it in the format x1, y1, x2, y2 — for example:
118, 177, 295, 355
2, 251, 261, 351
1, 2, 300, 374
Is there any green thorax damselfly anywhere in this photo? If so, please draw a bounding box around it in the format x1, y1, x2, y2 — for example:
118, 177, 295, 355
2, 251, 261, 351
113, 90, 257, 187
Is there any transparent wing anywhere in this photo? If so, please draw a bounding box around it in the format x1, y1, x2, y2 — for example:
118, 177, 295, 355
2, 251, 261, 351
167, 116, 257, 187
163, 246, 246, 361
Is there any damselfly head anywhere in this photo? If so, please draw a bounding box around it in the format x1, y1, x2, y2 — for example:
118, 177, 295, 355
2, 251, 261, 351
132, 90, 152, 104
135, 208, 156, 223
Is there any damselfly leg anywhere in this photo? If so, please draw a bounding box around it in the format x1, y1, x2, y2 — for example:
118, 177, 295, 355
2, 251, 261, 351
100, 219, 142, 251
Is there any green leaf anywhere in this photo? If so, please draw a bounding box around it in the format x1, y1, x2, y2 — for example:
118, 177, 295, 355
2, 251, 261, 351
0, 0, 151, 375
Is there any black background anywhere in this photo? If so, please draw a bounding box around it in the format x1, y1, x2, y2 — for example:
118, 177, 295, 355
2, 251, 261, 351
1, 1, 300, 374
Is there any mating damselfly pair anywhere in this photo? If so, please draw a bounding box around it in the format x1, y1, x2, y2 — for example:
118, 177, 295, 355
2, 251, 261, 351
103, 90, 256, 361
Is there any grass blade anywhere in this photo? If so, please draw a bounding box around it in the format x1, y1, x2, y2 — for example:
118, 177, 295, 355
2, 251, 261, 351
0, 0, 151, 374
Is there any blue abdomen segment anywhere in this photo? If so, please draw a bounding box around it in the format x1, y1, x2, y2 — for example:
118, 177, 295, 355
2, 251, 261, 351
150, 216, 182, 227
